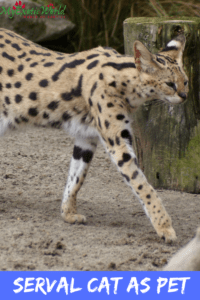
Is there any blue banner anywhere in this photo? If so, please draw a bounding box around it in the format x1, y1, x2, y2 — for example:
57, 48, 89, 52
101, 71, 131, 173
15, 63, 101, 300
0, 271, 199, 299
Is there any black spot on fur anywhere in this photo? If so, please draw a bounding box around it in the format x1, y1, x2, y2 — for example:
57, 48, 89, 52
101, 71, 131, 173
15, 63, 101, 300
108, 138, 114, 146
6, 83, 11, 89
5, 96, 10, 104
90, 82, 97, 96
123, 153, 131, 162
21, 116, 29, 122
89, 116, 94, 124
98, 117, 102, 129
22, 42, 30, 47
30, 62, 38, 67
101, 94, 104, 99
18, 52, 26, 59
26, 73, 33, 81
88, 98, 93, 106
103, 52, 111, 57
56, 57, 65, 60
138, 185, 143, 190
5, 32, 14, 38
121, 129, 132, 145
52, 59, 85, 81
102, 62, 136, 70
107, 103, 114, 108
0, 66, 2, 74
97, 103, 102, 113
73, 146, 93, 163
2, 52, 15, 62
99, 73, 103, 80
14, 82, 21, 88
150, 89, 154, 93
62, 112, 71, 121
132, 170, 139, 179
134, 158, 138, 166
12, 43, 21, 51
82, 150, 93, 163
18, 65, 24, 72
109, 81, 116, 87
121, 173, 130, 182
81, 113, 88, 123
156, 56, 165, 65
26, 58, 31, 62
7, 69, 14, 77
30, 50, 51, 57
15, 94, 22, 103
48, 101, 59, 110
87, 60, 99, 70
61, 74, 83, 101
122, 82, 127, 86
43, 112, 49, 119
118, 153, 131, 167
116, 136, 120, 145
87, 54, 99, 60
28, 107, 38, 117
39, 79, 48, 87
15, 118, 20, 124
0, 83, 2, 91
116, 114, 125, 120
69, 53, 78, 57
29, 92, 37, 101
44, 62, 54, 67
51, 121, 62, 129
105, 120, 110, 129
0, 44, 5, 48
76, 177, 79, 184
5, 39, 11, 44
3, 111, 8, 117
146, 194, 151, 199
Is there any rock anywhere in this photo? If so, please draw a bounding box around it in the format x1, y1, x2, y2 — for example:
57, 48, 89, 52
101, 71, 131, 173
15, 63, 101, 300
164, 227, 200, 271
0, 0, 74, 42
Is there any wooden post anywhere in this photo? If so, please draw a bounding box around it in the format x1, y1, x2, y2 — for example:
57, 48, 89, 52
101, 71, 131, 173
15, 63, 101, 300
123, 17, 200, 193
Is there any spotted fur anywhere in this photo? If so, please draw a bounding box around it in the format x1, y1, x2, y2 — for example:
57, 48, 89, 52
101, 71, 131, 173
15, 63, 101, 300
0, 29, 189, 243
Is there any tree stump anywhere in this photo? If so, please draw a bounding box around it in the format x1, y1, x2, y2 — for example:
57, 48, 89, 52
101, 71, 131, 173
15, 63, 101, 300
123, 17, 200, 193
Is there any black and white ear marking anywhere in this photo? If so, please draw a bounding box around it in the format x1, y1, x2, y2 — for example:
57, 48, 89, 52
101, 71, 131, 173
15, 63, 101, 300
162, 35, 186, 52
161, 34, 186, 61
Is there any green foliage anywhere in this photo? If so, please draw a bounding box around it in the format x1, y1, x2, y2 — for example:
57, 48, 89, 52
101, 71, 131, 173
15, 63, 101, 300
63, 0, 200, 53
31, 0, 200, 52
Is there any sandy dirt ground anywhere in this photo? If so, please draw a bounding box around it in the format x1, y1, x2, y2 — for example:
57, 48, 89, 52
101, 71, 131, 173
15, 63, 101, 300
0, 127, 199, 271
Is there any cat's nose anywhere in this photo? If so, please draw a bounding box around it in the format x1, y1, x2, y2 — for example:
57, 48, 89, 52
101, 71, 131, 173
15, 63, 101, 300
178, 92, 187, 101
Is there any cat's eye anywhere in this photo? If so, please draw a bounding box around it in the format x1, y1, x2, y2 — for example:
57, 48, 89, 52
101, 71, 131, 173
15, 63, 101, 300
166, 82, 177, 91
184, 81, 188, 86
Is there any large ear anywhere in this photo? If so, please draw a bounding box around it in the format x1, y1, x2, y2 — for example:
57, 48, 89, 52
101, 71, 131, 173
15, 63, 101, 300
160, 34, 186, 63
133, 41, 157, 73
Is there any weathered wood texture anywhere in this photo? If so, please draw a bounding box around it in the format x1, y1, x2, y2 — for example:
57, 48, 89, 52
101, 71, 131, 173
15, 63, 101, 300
123, 17, 200, 193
